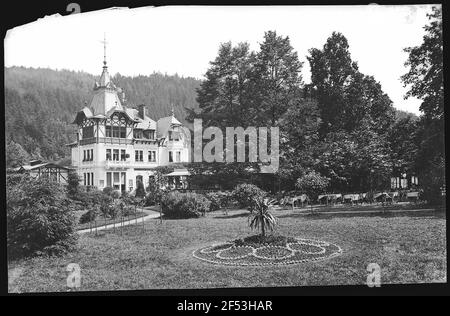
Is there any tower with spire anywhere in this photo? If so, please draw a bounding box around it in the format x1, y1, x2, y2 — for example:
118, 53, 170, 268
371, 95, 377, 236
68, 37, 191, 193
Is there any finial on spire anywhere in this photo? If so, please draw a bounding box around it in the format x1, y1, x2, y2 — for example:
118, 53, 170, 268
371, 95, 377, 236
171, 104, 175, 117
101, 33, 108, 67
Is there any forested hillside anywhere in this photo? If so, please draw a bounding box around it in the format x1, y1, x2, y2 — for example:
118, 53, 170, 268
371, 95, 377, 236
4, 66, 201, 162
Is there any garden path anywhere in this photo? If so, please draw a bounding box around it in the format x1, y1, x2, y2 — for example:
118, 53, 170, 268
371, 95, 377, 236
77, 207, 161, 234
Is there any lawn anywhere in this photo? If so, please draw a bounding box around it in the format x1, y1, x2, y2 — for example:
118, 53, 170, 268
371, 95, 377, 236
8, 207, 446, 292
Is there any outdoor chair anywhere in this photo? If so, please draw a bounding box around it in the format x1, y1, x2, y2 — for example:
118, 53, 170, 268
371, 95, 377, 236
343, 194, 360, 205
374, 192, 393, 204
390, 191, 399, 203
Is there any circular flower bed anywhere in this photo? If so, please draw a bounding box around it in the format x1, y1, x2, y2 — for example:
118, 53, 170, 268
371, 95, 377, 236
287, 242, 325, 255
253, 246, 294, 260
200, 242, 234, 254
193, 236, 342, 266
216, 246, 254, 259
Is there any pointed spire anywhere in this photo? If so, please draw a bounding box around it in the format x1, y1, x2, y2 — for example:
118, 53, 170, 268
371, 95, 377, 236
171, 104, 175, 117
98, 33, 112, 88
101, 33, 108, 68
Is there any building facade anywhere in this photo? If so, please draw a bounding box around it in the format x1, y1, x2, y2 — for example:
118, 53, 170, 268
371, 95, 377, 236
68, 55, 190, 193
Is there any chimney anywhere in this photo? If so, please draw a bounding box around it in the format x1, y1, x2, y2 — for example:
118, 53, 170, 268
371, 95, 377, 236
138, 104, 146, 119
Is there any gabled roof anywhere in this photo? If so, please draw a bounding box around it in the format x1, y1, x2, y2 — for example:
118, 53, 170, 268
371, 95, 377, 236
18, 162, 70, 171
72, 106, 94, 124
165, 169, 190, 176
157, 115, 182, 138
136, 116, 157, 130
72, 55, 184, 133
106, 106, 139, 122
127, 108, 157, 130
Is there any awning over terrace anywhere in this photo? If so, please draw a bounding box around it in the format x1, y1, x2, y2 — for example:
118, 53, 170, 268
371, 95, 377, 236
164, 169, 191, 177
318, 194, 342, 201
343, 194, 360, 201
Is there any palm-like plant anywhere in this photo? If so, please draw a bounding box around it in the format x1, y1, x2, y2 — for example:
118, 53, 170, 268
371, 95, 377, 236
248, 198, 278, 237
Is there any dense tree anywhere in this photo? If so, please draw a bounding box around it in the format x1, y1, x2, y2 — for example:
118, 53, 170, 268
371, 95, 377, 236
308, 32, 357, 135
295, 171, 330, 204
7, 175, 78, 258
189, 42, 257, 129
401, 6, 443, 121
311, 118, 393, 193
387, 113, 419, 169
66, 170, 81, 198
192, 31, 303, 129
253, 31, 303, 126
362, 75, 396, 135
6, 140, 29, 168
277, 98, 321, 189
401, 6, 444, 204
308, 32, 395, 136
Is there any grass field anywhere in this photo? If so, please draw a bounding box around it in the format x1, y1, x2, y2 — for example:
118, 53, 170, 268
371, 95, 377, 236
8, 207, 446, 292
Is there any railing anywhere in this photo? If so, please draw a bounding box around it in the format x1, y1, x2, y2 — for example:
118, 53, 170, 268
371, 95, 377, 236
81, 159, 95, 165
101, 137, 133, 145
79, 138, 96, 146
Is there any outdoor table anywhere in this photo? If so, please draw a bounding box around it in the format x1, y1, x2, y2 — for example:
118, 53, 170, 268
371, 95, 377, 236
407, 192, 419, 197
343, 194, 360, 201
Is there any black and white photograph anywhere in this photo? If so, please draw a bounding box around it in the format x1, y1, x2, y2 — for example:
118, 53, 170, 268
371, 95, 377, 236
3, 2, 446, 297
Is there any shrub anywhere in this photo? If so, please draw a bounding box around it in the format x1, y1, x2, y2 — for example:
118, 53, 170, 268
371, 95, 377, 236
103, 186, 120, 199
145, 173, 166, 206
7, 177, 78, 258
103, 186, 115, 196
420, 157, 445, 206
206, 191, 232, 212
109, 199, 126, 219
161, 191, 211, 219
6, 173, 30, 187
232, 184, 267, 212
98, 193, 113, 218
206, 192, 222, 212
295, 171, 329, 203
79, 209, 97, 224
135, 180, 146, 198
67, 170, 80, 198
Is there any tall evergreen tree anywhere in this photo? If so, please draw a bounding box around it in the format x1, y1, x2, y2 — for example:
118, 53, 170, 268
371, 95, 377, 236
190, 42, 256, 129
308, 32, 357, 135
253, 31, 303, 126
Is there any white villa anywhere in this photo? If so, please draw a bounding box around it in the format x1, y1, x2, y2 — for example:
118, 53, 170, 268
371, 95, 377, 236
68, 53, 190, 193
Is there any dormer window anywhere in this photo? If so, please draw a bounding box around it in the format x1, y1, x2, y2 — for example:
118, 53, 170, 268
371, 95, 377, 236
106, 125, 126, 138
143, 130, 155, 140
169, 130, 180, 141
133, 129, 143, 139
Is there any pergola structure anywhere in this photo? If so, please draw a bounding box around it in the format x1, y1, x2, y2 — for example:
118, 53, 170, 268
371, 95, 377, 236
16, 160, 72, 184
164, 168, 190, 190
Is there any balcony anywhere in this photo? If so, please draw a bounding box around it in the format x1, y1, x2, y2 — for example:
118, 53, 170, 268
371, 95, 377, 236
105, 160, 130, 170
81, 159, 95, 166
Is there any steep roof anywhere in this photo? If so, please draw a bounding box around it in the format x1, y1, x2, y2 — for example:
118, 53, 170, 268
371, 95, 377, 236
18, 162, 70, 171
157, 115, 182, 138
72, 55, 183, 134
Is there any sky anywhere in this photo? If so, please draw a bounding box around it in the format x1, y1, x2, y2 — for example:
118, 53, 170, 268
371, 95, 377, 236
4, 5, 437, 115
